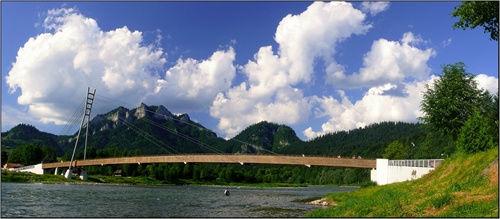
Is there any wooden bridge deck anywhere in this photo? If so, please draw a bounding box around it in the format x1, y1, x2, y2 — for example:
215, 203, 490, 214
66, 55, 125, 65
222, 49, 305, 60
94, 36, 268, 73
42, 154, 376, 169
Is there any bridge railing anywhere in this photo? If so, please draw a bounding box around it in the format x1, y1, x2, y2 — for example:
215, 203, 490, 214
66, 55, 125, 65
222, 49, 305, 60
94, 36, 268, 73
12, 164, 36, 172
110, 153, 375, 159
388, 159, 444, 168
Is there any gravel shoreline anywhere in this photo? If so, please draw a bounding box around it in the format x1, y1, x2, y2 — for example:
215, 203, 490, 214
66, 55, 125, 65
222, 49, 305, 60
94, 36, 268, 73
308, 198, 337, 206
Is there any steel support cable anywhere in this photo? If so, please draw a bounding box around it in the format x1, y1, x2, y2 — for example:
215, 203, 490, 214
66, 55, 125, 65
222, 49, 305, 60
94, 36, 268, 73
93, 95, 246, 164
88, 94, 301, 166
127, 115, 238, 162
94, 114, 135, 156
230, 138, 280, 156
142, 117, 224, 154
58, 99, 86, 136
229, 137, 307, 166
90, 99, 173, 158
93, 94, 288, 161
115, 117, 194, 164
94, 94, 216, 136
79, 114, 184, 167
96, 93, 238, 162
94, 94, 226, 154
117, 117, 174, 155
116, 116, 178, 155
92, 95, 181, 155
138, 110, 275, 158
130, 116, 244, 164
139, 117, 246, 165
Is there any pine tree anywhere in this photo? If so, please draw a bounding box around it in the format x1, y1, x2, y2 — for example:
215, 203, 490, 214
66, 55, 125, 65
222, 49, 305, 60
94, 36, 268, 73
456, 108, 495, 154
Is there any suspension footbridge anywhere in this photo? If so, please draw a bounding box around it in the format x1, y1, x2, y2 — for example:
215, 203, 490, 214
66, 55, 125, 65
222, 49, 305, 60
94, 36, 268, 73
16, 87, 443, 185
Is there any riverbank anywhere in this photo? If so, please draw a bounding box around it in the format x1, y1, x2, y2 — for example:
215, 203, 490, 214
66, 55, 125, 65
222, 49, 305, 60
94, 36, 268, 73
306, 147, 499, 217
0, 171, 324, 188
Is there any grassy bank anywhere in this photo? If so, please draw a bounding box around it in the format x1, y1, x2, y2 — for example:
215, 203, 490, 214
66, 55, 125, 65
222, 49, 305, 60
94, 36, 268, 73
1, 171, 83, 184
307, 147, 499, 217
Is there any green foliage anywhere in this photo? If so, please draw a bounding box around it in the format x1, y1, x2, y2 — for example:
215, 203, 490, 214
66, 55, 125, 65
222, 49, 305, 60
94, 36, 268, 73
227, 121, 302, 154
7, 144, 43, 165
451, 1, 499, 41
1, 171, 82, 183
281, 121, 423, 158
478, 91, 499, 144
307, 147, 499, 217
1, 124, 62, 155
41, 145, 57, 163
456, 108, 495, 154
419, 62, 486, 140
1, 151, 8, 166
415, 131, 455, 159
383, 140, 410, 159
359, 180, 377, 188
430, 192, 453, 209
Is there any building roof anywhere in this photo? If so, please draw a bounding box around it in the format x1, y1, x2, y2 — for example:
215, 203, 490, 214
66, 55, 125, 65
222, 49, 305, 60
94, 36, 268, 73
3, 163, 23, 169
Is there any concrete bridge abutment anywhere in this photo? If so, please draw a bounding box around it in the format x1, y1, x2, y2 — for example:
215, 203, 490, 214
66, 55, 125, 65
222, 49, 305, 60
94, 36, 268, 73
371, 158, 443, 185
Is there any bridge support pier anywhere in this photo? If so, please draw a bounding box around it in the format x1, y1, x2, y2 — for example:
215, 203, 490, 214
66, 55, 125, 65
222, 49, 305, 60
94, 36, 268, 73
79, 170, 87, 180
64, 169, 72, 179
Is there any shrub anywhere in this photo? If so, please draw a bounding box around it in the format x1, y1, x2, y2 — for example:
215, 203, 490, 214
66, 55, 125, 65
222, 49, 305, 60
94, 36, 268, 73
456, 108, 495, 154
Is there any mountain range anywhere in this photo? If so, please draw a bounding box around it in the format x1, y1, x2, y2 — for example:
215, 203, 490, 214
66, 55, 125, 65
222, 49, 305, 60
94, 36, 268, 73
1, 103, 424, 158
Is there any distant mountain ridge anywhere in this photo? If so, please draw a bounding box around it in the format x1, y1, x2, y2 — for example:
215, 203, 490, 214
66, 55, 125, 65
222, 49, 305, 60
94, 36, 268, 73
1, 124, 62, 154
224, 121, 303, 154
2, 104, 424, 159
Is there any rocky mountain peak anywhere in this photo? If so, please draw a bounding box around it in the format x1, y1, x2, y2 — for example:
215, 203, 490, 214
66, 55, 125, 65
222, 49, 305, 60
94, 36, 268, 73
107, 107, 129, 123
153, 105, 174, 120
179, 114, 191, 123
134, 103, 151, 119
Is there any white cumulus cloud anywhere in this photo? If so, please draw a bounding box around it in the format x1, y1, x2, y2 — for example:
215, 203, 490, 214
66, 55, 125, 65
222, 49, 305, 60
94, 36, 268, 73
360, 2, 390, 16
5, 7, 237, 127
149, 47, 236, 112
474, 74, 499, 94
304, 72, 499, 140
327, 32, 436, 89
210, 1, 372, 138
304, 78, 435, 139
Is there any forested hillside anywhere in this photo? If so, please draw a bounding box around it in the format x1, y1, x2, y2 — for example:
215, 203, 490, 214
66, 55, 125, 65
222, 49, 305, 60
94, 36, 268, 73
1, 124, 62, 155
222, 121, 303, 154
280, 121, 425, 159
3, 104, 429, 160
58, 104, 227, 158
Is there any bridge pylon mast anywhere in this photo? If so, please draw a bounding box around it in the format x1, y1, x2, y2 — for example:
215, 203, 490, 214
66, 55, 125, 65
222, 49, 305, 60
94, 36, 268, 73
64, 87, 96, 179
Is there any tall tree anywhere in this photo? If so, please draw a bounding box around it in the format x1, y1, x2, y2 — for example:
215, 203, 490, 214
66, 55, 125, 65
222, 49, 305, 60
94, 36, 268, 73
419, 62, 485, 140
451, 1, 499, 41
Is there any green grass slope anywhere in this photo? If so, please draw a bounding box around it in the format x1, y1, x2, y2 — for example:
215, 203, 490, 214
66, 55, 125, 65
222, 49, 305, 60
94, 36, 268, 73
307, 147, 499, 217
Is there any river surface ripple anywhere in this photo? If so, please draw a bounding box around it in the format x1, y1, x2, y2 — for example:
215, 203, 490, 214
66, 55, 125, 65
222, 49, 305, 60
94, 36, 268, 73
1, 182, 358, 217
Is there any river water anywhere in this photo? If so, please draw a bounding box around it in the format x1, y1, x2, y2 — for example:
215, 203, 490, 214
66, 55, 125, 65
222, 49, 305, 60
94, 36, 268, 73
1, 183, 358, 217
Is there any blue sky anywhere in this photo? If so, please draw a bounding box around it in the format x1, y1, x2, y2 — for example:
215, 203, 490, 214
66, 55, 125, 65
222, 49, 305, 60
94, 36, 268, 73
2, 1, 498, 141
